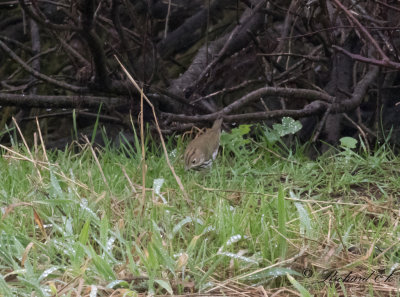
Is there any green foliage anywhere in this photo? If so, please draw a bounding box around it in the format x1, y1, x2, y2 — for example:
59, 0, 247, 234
277, 187, 287, 259
0, 130, 399, 295
220, 124, 251, 155
72, 109, 78, 140
273, 117, 303, 136
340, 136, 358, 149
264, 117, 302, 144
243, 267, 301, 282
91, 103, 103, 145
79, 219, 91, 244
286, 273, 312, 297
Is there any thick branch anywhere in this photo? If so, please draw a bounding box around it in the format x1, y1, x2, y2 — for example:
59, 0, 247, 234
111, 0, 134, 69
81, 31, 109, 88
162, 66, 378, 123
221, 86, 334, 115
332, 66, 379, 112
161, 100, 328, 123
79, 0, 109, 89
223, 102, 327, 121
0, 93, 127, 109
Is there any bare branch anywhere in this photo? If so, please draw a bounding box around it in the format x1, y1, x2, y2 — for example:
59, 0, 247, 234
79, 0, 109, 89
333, 45, 400, 70
0, 40, 87, 92
18, 0, 81, 31
162, 66, 378, 124
186, 0, 267, 97
0, 93, 127, 109
332, 0, 388, 60
257, 53, 328, 62
161, 100, 328, 123
332, 66, 379, 112
220, 86, 334, 115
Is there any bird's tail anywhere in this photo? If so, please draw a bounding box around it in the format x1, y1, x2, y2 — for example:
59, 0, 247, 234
212, 118, 223, 130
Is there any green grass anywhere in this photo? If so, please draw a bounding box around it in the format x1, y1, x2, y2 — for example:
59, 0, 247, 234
0, 131, 400, 296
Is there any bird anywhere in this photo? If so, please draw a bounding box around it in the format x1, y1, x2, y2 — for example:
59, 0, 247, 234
184, 118, 223, 171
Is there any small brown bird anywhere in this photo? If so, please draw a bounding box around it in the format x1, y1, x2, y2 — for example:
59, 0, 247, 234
184, 118, 223, 171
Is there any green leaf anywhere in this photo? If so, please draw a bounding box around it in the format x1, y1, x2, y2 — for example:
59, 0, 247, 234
220, 124, 252, 155
0, 274, 13, 297
100, 216, 109, 247
173, 217, 193, 235
340, 137, 358, 149
151, 221, 175, 275
72, 109, 78, 140
87, 246, 116, 281
263, 128, 280, 144
79, 219, 90, 245
294, 202, 312, 237
220, 125, 251, 146
106, 279, 130, 289
91, 103, 103, 145
243, 267, 301, 280
277, 187, 287, 259
199, 256, 224, 285
237, 124, 251, 136
286, 273, 312, 297
49, 167, 63, 198
273, 117, 302, 137
155, 279, 173, 294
